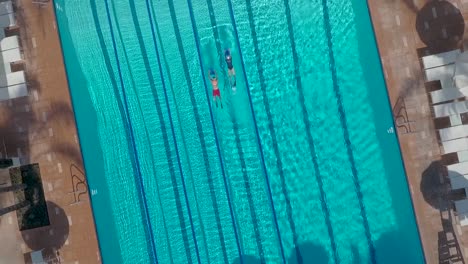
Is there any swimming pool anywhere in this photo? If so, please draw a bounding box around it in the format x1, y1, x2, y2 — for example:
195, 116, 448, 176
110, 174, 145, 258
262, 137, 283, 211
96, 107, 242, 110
53, 0, 425, 263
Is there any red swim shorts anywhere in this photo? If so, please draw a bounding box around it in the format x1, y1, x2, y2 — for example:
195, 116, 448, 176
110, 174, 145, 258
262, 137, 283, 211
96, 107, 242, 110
213, 89, 221, 97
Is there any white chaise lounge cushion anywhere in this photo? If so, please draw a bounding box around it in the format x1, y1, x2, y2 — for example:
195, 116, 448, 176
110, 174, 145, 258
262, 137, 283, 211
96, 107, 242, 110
425, 64, 455, 82
422, 49, 460, 69
439, 125, 468, 141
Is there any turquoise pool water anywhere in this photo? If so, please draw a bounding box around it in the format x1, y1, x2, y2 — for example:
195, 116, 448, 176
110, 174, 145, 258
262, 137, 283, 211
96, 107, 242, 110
54, 0, 425, 263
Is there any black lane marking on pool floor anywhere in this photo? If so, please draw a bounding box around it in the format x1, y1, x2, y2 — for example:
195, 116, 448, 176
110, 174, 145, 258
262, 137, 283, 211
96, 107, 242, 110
242, 0, 302, 261
281, 0, 339, 263
320, 0, 376, 262
166, 1, 233, 262
92, 0, 158, 262
147, 1, 210, 263
205, 1, 230, 89
230, 111, 266, 262
127, 1, 197, 262
110, 3, 176, 263
202, 0, 266, 260
185, 0, 245, 261
225, 0, 287, 261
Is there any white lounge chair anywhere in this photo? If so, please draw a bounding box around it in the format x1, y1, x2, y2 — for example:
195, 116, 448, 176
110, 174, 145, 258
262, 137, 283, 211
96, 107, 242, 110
7, 71, 25, 86
2, 47, 21, 74
430, 78, 468, 104
431, 86, 468, 104
422, 50, 460, 69
455, 199, 468, 226
449, 173, 468, 189
0, 1, 13, 16
425, 64, 455, 81
442, 138, 468, 154
0, 36, 18, 51
0, 12, 15, 28
442, 138, 468, 163
2, 47, 21, 63
433, 101, 468, 118
0, 83, 26, 101
448, 161, 468, 175
7, 83, 27, 98
458, 150, 468, 162
439, 125, 468, 141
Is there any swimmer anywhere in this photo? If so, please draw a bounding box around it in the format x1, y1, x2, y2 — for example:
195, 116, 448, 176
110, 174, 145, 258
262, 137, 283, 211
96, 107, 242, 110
224, 49, 237, 92
208, 69, 222, 108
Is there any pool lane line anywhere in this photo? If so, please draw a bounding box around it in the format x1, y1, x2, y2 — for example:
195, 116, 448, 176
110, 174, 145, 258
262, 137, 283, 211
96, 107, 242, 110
205, 0, 230, 89
147, 1, 211, 262
225, 0, 287, 262
166, 0, 242, 262
92, 0, 159, 262
228, 104, 266, 261
126, 1, 199, 262
109, 3, 175, 263
320, 0, 376, 262
201, 0, 266, 260
228, 0, 305, 262
281, 0, 339, 263
185, 0, 246, 262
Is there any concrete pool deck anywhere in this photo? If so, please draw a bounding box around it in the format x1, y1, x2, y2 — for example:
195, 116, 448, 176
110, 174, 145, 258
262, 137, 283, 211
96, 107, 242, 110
0, 0, 100, 263
368, 0, 468, 263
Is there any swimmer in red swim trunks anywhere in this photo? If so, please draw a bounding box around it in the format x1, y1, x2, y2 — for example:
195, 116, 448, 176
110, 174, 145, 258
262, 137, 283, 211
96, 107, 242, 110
208, 69, 222, 108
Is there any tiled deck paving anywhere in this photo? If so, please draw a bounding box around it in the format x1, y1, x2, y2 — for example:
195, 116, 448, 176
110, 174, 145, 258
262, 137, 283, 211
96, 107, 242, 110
0, 0, 100, 263
368, 0, 468, 263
